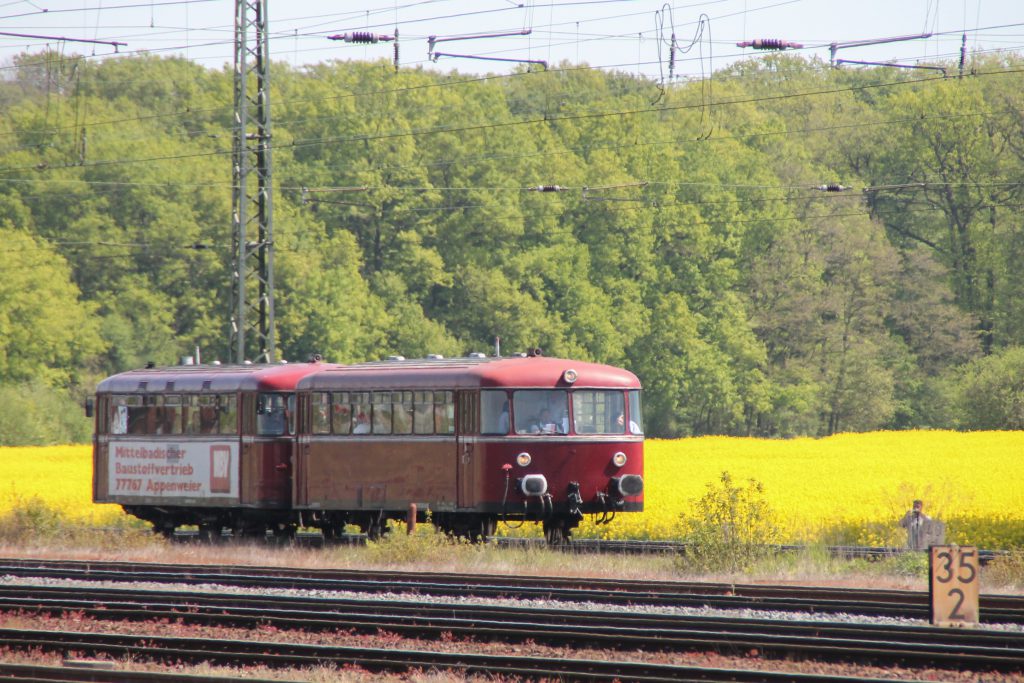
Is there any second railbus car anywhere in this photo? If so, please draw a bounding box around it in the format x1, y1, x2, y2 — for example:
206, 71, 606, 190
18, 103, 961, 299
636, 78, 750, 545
294, 355, 644, 543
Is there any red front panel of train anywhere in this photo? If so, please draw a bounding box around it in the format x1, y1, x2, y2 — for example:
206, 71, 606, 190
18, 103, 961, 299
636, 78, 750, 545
468, 438, 644, 511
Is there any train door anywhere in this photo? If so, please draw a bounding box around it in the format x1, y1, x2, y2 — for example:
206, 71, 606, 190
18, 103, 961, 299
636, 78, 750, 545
456, 390, 479, 508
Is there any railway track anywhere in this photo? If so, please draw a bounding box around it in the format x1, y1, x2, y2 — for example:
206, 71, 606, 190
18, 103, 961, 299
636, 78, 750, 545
0, 628, 922, 683
2, 559, 1023, 679
2, 583, 1024, 673
171, 530, 1009, 564
2, 557, 1023, 623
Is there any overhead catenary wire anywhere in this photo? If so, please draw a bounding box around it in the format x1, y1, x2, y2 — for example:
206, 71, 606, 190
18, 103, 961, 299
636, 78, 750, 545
4, 65, 1023, 178
0, 6, 1022, 191
1, 25, 1020, 145
8, 0, 1011, 83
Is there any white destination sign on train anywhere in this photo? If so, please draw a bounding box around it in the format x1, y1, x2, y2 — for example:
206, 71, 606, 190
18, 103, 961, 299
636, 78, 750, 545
108, 442, 239, 499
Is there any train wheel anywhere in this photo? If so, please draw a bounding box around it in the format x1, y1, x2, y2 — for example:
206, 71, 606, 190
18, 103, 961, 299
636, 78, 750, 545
361, 515, 387, 541
270, 524, 297, 545
321, 522, 345, 541
231, 523, 268, 541
473, 516, 497, 543
543, 519, 571, 546
153, 522, 176, 540
197, 522, 223, 543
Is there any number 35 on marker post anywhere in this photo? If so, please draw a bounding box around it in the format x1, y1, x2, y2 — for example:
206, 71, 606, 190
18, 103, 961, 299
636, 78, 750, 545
929, 545, 980, 626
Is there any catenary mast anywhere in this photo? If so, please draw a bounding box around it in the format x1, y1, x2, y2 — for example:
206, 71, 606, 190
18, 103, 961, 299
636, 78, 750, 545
231, 0, 276, 363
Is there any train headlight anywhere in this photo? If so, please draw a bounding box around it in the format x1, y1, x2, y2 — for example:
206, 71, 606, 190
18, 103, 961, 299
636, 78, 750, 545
516, 452, 532, 467
612, 474, 643, 497
562, 369, 578, 384
518, 474, 548, 496
611, 452, 627, 468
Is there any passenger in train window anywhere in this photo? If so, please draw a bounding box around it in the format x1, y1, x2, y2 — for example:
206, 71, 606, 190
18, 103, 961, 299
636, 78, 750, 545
435, 397, 455, 434
497, 401, 510, 434
332, 402, 352, 435
531, 408, 557, 434
353, 411, 371, 434
552, 405, 569, 434
617, 413, 641, 434
312, 393, 331, 434
199, 406, 219, 434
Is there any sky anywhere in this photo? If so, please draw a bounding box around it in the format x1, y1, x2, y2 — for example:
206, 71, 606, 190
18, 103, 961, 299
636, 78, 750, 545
0, 0, 1020, 81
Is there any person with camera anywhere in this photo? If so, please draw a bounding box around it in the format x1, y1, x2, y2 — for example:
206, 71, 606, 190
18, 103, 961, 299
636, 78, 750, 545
899, 499, 931, 550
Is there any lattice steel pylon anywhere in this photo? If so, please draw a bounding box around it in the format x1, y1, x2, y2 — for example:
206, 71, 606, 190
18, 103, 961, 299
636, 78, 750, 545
230, 0, 276, 364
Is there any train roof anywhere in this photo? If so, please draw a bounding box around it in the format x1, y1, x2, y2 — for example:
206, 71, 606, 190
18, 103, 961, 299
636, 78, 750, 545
298, 356, 641, 391
95, 361, 335, 393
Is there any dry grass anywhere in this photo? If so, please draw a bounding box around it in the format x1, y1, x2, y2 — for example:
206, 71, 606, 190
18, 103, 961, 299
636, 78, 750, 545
2, 529, 1020, 594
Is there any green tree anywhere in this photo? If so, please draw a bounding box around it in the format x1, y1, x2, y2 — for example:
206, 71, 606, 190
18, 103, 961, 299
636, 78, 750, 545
952, 346, 1024, 429
0, 228, 104, 386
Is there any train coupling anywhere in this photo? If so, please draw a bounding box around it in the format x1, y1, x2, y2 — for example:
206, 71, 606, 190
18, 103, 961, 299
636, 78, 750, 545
566, 481, 584, 521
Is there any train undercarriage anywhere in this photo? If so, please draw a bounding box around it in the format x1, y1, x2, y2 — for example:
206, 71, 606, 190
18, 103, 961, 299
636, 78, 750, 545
121, 504, 599, 545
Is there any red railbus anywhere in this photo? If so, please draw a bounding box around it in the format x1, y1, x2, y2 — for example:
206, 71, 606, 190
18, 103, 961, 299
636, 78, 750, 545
92, 361, 333, 539
294, 355, 644, 542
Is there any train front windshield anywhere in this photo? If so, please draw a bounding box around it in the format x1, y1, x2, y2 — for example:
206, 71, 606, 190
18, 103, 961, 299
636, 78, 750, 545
480, 389, 643, 436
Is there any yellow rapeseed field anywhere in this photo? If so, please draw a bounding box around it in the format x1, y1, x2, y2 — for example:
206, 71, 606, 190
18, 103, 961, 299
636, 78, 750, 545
3, 431, 1023, 547
587, 431, 1024, 548
0, 445, 123, 525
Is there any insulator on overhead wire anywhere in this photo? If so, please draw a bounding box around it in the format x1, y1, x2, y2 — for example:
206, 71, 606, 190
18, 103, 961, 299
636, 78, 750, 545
328, 31, 395, 44
736, 38, 804, 50
527, 185, 565, 192
393, 27, 400, 70
816, 183, 850, 192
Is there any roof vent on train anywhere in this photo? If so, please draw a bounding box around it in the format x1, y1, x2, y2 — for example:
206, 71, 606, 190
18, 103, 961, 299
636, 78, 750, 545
386, 355, 406, 361
526, 347, 543, 357
426, 354, 444, 360
308, 353, 323, 362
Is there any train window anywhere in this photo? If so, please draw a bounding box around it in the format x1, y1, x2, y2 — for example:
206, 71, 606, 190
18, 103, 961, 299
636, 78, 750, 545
183, 395, 200, 434
312, 392, 331, 434
572, 390, 625, 434
109, 395, 136, 434
352, 392, 371, 434
513, 390, 568, 434
481, 390, 510, 435
435, 391, 455, 434
413, 391, 434, 434
257, 393, 289, 436
393, 391, 413, 435
128, 395, 153, 434
196, 395, 219, 434
627, 390, 644, 434
109, 396, 126, 434
218, 394, 238, 434
372, 392, 392, 434
331, 392, 352, 434
157, 395, 183, 435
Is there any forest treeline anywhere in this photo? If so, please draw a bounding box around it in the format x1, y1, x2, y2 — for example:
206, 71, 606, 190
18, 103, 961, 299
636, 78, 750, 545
1, 51, 1023, 443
